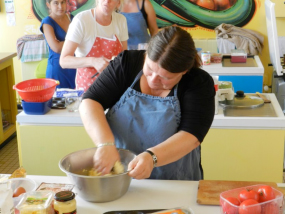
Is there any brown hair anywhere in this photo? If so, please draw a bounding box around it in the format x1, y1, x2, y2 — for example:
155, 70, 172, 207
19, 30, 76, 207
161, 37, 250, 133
146, 26, 201, 73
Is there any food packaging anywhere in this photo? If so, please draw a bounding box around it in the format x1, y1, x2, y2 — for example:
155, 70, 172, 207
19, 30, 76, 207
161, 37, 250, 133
220, 184, 284, 214
10, 178, 38, 207
211, 53, 223, 63
0, 180, 15, 214
218, 81, 233, 89
9, 167, 27, 179
16, 191, 53, 214
201, 51, 211, 65
231, 49, 247, 63
55, 89, 84, 98
36, 183, 74, 194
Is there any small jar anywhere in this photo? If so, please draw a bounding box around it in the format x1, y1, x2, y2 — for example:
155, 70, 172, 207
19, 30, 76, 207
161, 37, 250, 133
54, 191, 76, 214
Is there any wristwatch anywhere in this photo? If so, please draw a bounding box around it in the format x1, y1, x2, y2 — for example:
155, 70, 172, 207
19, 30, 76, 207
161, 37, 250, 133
145, 150, 157, 168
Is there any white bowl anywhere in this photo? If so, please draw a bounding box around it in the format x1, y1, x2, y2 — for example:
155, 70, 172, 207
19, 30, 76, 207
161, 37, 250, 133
10, 178, 38, 206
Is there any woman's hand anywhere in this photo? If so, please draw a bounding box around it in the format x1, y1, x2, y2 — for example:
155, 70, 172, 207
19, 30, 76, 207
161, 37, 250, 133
91, 57, 110, 73
127, 152, 154, 179
93, 145, 120, 175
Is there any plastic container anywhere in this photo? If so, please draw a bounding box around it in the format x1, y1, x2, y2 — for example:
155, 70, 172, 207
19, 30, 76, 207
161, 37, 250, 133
220, 184, 284, 214
16, 191, 53, 214
0, 180, 14, 214
211, 53, 223, 63
219, 81, 233, 89
201, 51, 211, 65
13, 78, 59, 102
10, 178, 37, 207
231, 49, 247, 63
22, 99, 52, 115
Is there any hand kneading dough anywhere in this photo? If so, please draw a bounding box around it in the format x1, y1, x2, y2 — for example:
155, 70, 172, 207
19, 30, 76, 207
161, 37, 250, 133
87, 161, 124, 176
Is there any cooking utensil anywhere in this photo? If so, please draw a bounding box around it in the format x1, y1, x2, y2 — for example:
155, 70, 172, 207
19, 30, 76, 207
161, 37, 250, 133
90, 72, 99, 79
196, 180, 277, 205
219, 91, 264, 109
13, 78, 59, 102
90, 56, 116, 79
256, 92, 271, 103
59, 148, 136, 202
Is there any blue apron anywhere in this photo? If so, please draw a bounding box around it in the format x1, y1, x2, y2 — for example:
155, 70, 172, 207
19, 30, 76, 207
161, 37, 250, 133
120, 0, 150, 50
106, 71, 202, 180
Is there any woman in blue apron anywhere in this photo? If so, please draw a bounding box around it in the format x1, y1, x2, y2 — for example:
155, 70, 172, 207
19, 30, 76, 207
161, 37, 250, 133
80, 26, 215, 180
120, 0, 158, 50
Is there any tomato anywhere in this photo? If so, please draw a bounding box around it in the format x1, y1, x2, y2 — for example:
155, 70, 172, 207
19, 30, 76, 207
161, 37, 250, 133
258, 185, 275, 203
239, 188, 259, 203
239, 199, 261, 214
222, 197, 240, 214
13, 186, 26, 197
261, 202, 280, 214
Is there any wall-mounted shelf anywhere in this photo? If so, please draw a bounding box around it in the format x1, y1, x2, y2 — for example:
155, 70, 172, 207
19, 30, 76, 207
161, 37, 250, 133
0, 53, 17, 145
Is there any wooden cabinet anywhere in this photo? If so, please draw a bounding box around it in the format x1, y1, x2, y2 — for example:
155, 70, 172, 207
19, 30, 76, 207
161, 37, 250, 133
0, 53, 17, 145
271, 0, 285, 17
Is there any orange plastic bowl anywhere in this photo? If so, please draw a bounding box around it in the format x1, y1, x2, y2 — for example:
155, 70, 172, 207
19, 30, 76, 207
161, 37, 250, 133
13, 78, 59, 102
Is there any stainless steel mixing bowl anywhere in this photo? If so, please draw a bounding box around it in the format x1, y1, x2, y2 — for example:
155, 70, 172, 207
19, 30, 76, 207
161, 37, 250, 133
59, 147, 136, 202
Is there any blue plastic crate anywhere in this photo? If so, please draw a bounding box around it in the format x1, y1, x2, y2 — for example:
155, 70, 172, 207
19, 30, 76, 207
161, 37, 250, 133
22, 99, 52, 115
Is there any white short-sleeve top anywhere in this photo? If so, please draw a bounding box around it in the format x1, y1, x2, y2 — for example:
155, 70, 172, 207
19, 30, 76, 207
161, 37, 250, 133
66, 9, 129, 57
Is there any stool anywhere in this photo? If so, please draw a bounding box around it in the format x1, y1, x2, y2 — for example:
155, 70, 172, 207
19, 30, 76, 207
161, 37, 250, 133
34, 58, 48, 78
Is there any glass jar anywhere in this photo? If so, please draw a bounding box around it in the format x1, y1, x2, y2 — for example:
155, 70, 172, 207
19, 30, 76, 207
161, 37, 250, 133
54, 191, 76, 214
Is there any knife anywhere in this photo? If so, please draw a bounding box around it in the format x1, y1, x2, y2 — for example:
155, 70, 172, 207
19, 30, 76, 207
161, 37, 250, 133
256, 92, 271, 103
90, 56, 116, 79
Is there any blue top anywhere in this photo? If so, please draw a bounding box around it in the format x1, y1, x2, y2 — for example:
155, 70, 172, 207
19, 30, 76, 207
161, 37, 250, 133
121, 0, 150, 50
40, 15, 76, 89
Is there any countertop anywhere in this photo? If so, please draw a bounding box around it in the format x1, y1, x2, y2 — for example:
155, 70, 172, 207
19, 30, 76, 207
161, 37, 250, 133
17, 93, 285, 129
201, 55, 264, 76
0, 52, 17, 63
25, 175, 220, 214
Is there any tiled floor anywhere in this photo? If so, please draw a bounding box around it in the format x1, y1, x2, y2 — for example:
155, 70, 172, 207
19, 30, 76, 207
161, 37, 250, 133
0, 133, 20, 174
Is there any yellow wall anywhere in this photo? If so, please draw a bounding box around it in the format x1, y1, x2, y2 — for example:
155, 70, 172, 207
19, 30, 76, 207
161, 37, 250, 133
0, 1, 40, 85
0, 0, 284, 91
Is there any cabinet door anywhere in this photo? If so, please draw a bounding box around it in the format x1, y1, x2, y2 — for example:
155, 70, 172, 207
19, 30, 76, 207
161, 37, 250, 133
271, 0, 285, 17
201, 129, 285, 183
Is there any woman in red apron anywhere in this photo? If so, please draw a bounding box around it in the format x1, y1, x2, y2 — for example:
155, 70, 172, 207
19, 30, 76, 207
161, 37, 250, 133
60, 0, 128, 91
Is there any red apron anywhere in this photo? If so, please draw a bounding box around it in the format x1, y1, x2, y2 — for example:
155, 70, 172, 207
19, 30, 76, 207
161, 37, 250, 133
76, 14, 122, 91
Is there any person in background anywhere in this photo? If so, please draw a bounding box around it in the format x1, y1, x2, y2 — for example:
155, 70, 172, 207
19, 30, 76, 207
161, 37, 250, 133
40, 0, 76, 89
60, 0, 128, 92
120, 0, 158, 50
79, 26, 215, 180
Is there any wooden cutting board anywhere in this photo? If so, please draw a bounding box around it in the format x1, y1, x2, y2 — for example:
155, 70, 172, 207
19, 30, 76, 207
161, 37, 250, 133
196, 180, 278, 205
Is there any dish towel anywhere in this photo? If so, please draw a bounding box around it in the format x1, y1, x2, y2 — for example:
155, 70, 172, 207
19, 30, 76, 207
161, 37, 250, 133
215, 23, 264, 55
16, 34, 49, 62
217, 38, 236, 54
